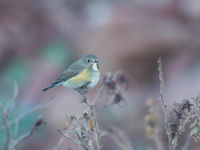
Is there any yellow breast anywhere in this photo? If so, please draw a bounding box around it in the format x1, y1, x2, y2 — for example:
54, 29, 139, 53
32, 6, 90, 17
68, 69, 91, 83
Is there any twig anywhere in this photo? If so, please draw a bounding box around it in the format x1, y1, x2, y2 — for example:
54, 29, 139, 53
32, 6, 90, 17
57, 128, 89, 150
14, 120, 19, 138
85, 100, 101, 150
10, 118, 44, 150
52, 137, 65, 150
181, 133, 192, 150
88, 83, 109, 150
191, 97, 200, 119
56, 94, 101, 150
57, 129, 80, 145
75, 116, 90, 150
0, 85, 55, 150
105, 127, 132, 150
75, 132, 89, 150
5, 82, 19, 115
56, 72, 127, 150
0, 102, 11, 150
91, 105, 101, 150
157, 57, 173, 150
172, 110, 192, 149
55, 115, 90, 150
0, 82, 18, 130
107, 132, 130, 150
0, 97, 56, 130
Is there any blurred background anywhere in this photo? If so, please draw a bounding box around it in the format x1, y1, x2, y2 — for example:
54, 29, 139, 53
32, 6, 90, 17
0, 0, 200, 149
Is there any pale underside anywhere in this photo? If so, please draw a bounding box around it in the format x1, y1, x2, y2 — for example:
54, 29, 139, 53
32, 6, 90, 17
61, 63, 100, 90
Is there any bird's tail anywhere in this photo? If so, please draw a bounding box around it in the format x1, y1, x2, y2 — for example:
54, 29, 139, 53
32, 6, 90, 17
42, 82, 57, 92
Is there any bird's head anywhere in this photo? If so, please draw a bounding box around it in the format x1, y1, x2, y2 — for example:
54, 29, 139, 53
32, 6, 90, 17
80, 54, 99, 71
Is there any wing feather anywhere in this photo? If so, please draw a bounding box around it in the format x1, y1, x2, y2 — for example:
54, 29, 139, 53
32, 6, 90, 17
42, 60, 84, 91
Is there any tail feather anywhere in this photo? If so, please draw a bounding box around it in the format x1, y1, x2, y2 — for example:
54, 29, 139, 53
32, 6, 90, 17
42, 83, 57, 92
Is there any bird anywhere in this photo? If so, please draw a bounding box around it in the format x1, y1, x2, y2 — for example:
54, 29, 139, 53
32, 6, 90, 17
42, 54, 100, 98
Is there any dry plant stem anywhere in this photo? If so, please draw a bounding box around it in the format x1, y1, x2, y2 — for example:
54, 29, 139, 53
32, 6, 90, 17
0, 97, 56, 130
107, 133, 130, 150
172, 110, 192, 150
53, 137, 65, 150
85, 98, 101, 150
0, 94, 55, 150
75, 133, 89, 150
75, 117, 90, 150
57, 127, 89, 150
157, 57, 173, 150
11, 120, 41, 150
91, 106, 101, 150
0, 103, 11, 150
105, 127, 132, 150
181, 133, 192, 150
192, 97, 200, 119
5, 82, 19, 115
57, 129, 80, 146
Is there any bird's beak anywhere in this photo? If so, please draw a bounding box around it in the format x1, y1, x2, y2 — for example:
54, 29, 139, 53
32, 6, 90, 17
94, 60, 98, 63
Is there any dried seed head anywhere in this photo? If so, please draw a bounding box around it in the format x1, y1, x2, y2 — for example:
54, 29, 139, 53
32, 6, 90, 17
181, 99, 193, 111
104, 78, 117, 90
88, 120, 94, 132
173, 109, 184, 119
107, 93, 126, 107
34, 118, 44, 127
70, 115, 75, 121
115, 71, 129, 89
146, 125, 154, 139
83, 110, 90, 118
169, 123, 178, 139
63, 115, 75, 130
146, 98, 154, 108
144, 114, 156, 127
63, 122, 69, 130
113, 93, 124, 104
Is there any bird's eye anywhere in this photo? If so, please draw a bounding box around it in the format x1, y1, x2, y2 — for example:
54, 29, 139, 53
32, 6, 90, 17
87, 59, 90, 62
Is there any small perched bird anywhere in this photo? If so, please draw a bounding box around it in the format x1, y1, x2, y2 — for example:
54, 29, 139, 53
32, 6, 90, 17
42, 54, 100, 97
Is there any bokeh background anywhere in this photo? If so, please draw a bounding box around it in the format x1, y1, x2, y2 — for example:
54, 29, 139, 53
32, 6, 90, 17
1, 0, 200, 150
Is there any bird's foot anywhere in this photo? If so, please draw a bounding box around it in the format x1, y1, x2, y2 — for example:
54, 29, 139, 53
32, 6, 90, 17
78, 86, 89, 103
80, 95, 87, 103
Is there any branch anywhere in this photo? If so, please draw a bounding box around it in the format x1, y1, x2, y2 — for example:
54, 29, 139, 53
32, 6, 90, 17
0, 97, 56, 130
52, 137, 65, 150
105, 127, 132, 150
10, 118, 44, 150
57, 129, 80, 145
181, 133, 192, 150
5, 82, 19, 115
157, 57, 173, 150
0, 102, 11, 150
57, 128, 90, 150
85, 100, 101, 150
172, 110, 192, 149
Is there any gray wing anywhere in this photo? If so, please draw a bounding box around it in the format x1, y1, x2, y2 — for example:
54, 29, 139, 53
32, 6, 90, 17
42, 60, 84, 91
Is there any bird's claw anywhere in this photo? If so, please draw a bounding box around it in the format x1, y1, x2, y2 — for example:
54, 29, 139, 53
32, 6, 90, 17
80, 95, 87, 103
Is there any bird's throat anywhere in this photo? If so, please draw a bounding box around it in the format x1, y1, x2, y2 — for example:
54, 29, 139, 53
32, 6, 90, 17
92, 63, 99, 71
